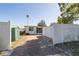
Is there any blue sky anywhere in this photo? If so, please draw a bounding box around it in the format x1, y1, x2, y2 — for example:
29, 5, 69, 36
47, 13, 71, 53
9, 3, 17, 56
0, 3, 60, 26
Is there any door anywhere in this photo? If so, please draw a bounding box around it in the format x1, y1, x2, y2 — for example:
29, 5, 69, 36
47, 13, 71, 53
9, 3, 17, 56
36, 27, 42, 34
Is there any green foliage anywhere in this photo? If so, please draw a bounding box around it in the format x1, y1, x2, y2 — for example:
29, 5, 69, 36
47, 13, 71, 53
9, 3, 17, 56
37, 20, 47, 27
58, 3, 68, 12
57, 3, 79, 24
57, 15, 75, 24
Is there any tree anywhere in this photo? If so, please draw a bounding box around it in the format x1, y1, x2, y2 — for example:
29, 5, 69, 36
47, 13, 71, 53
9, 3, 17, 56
57, 3, 79, 24
58, 3, 68, 12
57, 16, 64, 24
57, 14, 75, 24
26, 15, 29, 26
37, 20, 47, 27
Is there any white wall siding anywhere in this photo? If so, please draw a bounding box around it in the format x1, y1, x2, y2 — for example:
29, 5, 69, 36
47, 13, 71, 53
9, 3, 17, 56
25, 26, 29, 34
25, 26, 36, 34
29, 27, 36, 34
0, 21, 10, 50
43, 24, 79, 45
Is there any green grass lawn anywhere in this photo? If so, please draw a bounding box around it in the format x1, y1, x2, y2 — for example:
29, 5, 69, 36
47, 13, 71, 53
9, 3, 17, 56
55, 41, 79, 56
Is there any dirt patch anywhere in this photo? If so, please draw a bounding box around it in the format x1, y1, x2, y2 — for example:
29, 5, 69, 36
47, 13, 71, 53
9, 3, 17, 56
11, 35, 39, 48
11, 35, 65, 56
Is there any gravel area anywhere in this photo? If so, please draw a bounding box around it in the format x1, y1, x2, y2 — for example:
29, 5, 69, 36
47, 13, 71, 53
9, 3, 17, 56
10, 35, 65, 56
55, 41, 79, 56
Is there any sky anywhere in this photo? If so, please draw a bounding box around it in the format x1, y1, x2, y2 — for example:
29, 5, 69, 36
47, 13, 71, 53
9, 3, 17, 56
0, 3, 60, 27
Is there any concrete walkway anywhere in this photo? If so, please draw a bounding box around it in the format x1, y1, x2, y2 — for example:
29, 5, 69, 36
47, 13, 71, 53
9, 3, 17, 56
10, 35, 65, 56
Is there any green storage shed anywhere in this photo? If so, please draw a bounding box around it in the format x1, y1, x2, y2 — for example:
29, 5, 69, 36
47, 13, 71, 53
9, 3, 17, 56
11, 27, 20, 42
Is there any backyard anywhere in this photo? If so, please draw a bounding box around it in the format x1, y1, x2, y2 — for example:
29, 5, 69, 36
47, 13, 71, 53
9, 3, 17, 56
1, 3, 79, 56
10, 35, 65, 56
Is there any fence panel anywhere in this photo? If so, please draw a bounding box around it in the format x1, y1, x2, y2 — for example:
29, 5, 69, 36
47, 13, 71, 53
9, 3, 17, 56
0, 21, 10, 50
43, 24, 79, 45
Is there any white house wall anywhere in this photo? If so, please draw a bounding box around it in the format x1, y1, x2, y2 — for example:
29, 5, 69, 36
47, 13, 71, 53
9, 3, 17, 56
25, 26, 29, 33
43, 24, 79, 45
28, 27, 36, 34
0, 21, 10, 50
25, 26, 36, 34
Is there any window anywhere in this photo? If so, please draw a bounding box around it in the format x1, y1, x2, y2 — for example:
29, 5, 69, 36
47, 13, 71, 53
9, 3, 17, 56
29, 27, 34, 31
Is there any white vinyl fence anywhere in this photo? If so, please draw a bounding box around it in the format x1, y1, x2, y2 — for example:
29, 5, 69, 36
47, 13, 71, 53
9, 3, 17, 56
0, 21, 11, 50
43, 24, 79, 45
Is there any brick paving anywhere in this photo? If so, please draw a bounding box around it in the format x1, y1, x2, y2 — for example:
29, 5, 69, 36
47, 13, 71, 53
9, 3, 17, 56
10, 35, 65, 56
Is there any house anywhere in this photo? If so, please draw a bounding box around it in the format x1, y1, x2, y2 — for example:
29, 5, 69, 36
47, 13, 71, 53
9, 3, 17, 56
24, 26, 45, 35
19, 27, 26, 35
